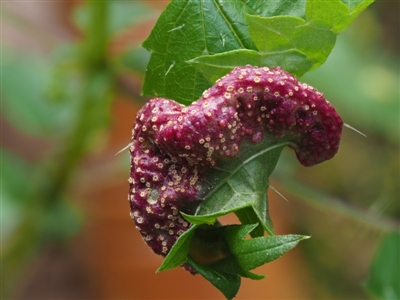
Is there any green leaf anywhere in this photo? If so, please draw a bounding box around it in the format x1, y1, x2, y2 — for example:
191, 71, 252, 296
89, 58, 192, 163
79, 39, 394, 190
234, 207, 265, 238
233, 234, 310, 271
364, 231, 400, 300
211, 225, 266, 279
187, 0, 372, 82
180, 223, 307, 298
185, 138, 288, 235
341, 0, 371, 10
209, 255, 266, 280
223, 225, 310, 271
306, 0, 350, 33
247, 15, 306, 51
156, 224, 199, 272
142, 0, 308, 104
306, 0, 374, 34
187, 255, 241, 300
247, 13, 336, 71
187, 48, 311, 82
143, 0, 372, 103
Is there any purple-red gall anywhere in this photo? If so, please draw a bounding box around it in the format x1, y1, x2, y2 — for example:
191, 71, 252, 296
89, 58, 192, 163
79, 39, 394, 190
128, 66, 343, 258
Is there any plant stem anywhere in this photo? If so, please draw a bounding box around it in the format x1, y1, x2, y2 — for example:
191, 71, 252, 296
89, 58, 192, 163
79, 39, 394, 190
84, 1, 108, 70
42, 1, 111, 206
273, 173, 400, 233
2, 3, 113, 296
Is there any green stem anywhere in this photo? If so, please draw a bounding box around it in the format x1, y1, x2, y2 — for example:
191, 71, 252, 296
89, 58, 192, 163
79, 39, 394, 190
3, 3, 112, 295
84, 1, 108, 70
273, 173, 400, 233
42, 1, 110, 205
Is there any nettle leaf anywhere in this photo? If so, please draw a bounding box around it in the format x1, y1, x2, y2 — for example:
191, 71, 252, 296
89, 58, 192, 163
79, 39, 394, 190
188, 0, 373, 81
142, 0, 307, 104
187, 255, 241, 300
223, 225, 310, 271
157, 224, 199, 272
183, 224, 308, 298
187, 48, 311, 83
183, 138, 289, 236
209, 254, 266, 280
245, 13, 336, 73
306, 0, 374, 34
188, 251, 264, 299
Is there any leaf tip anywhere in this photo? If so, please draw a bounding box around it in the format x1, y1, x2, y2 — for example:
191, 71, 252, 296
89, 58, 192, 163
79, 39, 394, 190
155, 263, 168, 273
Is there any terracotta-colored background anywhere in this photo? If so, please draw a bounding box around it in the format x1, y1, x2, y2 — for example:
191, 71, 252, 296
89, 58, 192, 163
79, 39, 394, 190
12, 91, 315, 299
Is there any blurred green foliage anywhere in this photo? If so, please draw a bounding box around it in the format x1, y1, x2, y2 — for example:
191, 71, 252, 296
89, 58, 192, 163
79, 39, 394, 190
74, 1, 153, 37
1, 1, 156, 297
273, 6, 399, 298
364, 231, 400, 299
1, 1, 398, 299
2, 51, 77, 136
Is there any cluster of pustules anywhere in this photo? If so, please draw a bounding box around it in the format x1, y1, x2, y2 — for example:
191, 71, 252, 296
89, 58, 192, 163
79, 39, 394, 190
128, 66, 343, 258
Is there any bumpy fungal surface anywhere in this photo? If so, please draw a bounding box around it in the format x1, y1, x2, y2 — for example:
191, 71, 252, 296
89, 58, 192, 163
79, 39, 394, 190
128, 66, 343, 258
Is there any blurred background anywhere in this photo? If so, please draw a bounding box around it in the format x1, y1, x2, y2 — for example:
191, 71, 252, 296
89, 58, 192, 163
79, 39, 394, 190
1, 1, 399, 299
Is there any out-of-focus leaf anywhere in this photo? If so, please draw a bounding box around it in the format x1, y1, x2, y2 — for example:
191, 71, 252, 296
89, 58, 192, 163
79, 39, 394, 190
38, 200, 82, 243
1, 50, 80, 136
364, 231, 400, 300
1, 198, 21, 245
0, 150, 33, 242
2, 55, 53, 134
74, 1, 155, 36
1, 149, 32, 204
116, 46, 151, 75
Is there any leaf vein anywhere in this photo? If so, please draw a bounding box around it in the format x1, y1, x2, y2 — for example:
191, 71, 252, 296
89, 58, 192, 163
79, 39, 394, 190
211, 0, 246, 49
204, 142, 289, 201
